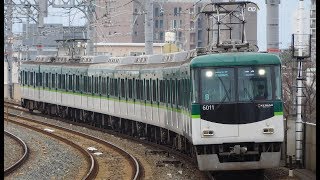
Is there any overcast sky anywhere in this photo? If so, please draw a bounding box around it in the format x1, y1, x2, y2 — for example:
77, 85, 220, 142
13, 0, 312, 51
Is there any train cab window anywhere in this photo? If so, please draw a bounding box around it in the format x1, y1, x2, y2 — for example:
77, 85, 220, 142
238, 67, 272, 101
200, 68, 235, 103
274, 66, 282, 100
191, 70, 199, 103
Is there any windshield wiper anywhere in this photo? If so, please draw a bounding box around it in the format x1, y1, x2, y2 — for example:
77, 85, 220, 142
218, 77, 231, 101
243, 87, 255, 103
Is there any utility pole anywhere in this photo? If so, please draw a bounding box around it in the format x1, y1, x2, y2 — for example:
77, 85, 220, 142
144, 0, 153, 55
5, 0, 13, 99
87, 0, 94, 56
36, 0, 47, 55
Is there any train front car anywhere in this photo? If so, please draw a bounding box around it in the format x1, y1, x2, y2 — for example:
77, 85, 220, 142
190, 52, 284, 171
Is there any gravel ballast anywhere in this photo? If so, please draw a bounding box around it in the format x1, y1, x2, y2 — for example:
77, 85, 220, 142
4, 122, 84, 180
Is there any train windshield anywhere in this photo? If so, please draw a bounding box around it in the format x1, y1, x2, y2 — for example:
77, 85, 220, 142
238, 66, 272, 101
200, 68, 235, 103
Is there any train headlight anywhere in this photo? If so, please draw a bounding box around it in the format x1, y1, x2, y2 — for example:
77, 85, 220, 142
258, 69, 265, 75
206, 70, 213, 78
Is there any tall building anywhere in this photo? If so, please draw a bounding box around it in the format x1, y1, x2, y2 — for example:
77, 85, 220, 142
94, 0, 257, 51
310, 0, 316, 62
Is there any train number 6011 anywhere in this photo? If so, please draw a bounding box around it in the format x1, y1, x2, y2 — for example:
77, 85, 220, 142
202, 105, 215, 111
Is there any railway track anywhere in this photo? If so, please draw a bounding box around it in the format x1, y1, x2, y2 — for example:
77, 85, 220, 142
5, 114, 98, 180
4, 103, 142, 180
4, 130, 29, 176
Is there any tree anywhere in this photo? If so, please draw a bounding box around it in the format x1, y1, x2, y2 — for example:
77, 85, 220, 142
280, 49, 316, 123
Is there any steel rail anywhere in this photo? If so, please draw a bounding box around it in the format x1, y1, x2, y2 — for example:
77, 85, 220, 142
4, 114, 98, 180
4, 106, 142, 180
4, 130, 29, 176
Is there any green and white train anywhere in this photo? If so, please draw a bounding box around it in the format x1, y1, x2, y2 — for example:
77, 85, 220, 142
20, 50, 284, 171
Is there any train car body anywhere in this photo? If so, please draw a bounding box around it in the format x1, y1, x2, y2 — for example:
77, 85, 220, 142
20, 50, 284, 171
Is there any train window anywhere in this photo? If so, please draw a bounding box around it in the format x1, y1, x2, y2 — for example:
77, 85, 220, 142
68, 75, 73, 91
58, 74, 61, 89
110, 78, 114, 96
159, 80, 163, 102
152, 80, 157, 102
178, 80, 182, 106
94, 77, 98, 94
45, 73, 49, 88
201, 68, 235, 103
106, 77, 110, 96
30, 72, 34, 86
191, 70, 199, 103
24, 71, 27, 85
61, 74, 65, 90
83, 76, 87, 93
238, 66, 272, 101
101, 77, 106, 95
88, 76, 92, 94
136, 79, 140, 100
128, 79, 133, 99
167, 79, 171, 104
39, 73, 42, 87
75, 75, 80, 92
274, 66, 282, 100
121, 79, 125, 98
52, 74, 56, 89
172, 79, 176, 105
146, 80, 150, 101
114, 78, 118, 97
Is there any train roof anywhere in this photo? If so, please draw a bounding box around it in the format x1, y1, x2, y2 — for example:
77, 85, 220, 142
190, 52, 281, 68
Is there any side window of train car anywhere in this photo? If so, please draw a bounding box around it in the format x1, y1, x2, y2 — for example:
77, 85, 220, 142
38, 72, 42, 87
61, 74, 66, 91
68, 74, 73, 92
24, 71, 28, 86
135, 79, 140, 100
58, 74, 61, 89
115, 78, 119, 98
30, 71, 34, 86
159, 80, 165, 103
120, 78, 125, 99
83, 76, 88, 93
45, 73, 49, 88
152, 79, 157, 102
101, 77, 106, 96
128, 79, 133, 100
75, 75, 80, 92
88, 76, 92, 94
52, 73, 56, 89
